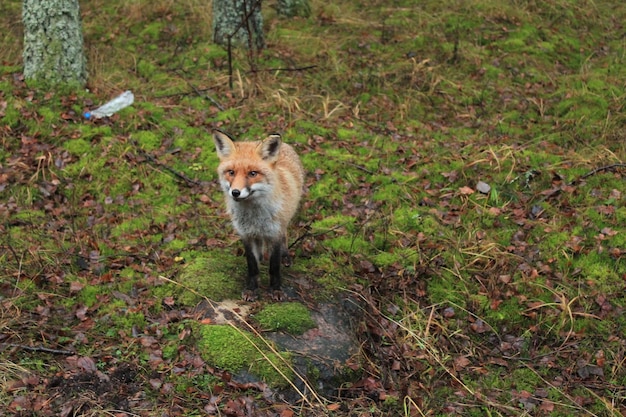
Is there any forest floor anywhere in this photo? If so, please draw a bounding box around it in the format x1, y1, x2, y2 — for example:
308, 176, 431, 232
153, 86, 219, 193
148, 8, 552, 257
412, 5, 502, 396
1, 0, 626, 416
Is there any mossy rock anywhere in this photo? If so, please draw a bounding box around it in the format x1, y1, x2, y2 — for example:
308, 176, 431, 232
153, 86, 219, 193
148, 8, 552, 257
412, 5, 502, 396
196, 324, 293, 388
176, 253, 244, 304
255, 302, 316, 335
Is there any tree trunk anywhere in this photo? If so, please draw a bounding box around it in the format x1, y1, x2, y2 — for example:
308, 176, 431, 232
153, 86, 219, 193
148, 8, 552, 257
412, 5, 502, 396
212, 0, 265, 51
277, 0, 311, 18
22, 0, 87, 85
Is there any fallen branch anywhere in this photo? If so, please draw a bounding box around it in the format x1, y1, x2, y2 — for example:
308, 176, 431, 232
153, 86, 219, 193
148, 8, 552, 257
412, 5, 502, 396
175, 70, 225, 111
539, 162, 626, 202
571, 163, 626, 185
3, 343, 75, 355
132, 142, 201, 187
248, 64, 317, 74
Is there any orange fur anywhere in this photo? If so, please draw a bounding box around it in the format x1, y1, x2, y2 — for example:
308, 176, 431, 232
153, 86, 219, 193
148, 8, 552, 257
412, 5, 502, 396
213, 130, 304, 298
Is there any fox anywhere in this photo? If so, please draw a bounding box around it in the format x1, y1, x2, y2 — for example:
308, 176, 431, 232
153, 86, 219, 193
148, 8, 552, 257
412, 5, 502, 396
213, 130, 305, 301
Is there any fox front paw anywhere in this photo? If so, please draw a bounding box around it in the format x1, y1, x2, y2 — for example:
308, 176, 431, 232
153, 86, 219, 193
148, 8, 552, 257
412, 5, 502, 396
270, 289, 285, 301
242, 289, 259, 302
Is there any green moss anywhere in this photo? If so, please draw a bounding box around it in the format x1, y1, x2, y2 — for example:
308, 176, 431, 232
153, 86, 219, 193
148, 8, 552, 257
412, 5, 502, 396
110, 217, 152, 238
12, 209, 46, 223
196, 324, 293, 388
324, 234, 370, 254
311, 214, 356, 233
113, 310, 146, 331
165, 239, 188, 251
176, 254, 244, 304
133, 130, 161, 151
215, 108, 240, 122
78, 285, 105, 307
64, 138, 93, 156
137, 60, 157, 79
139, 21, 164, 40
428, 270, 467, 307
255, 302, 316, 334
509, 367, 543, 392
574, 252, 622, 293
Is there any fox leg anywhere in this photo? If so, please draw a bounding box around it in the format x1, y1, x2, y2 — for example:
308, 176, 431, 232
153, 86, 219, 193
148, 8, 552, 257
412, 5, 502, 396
242, 239, 260, 300
269, 240, 284, 300
280, 234, 292, 267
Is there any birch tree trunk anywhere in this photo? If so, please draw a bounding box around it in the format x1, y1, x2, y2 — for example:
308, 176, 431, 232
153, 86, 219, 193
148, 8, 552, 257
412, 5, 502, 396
212, 0, 265, 51
277, 0, 311, 18
22, 0, 87, 85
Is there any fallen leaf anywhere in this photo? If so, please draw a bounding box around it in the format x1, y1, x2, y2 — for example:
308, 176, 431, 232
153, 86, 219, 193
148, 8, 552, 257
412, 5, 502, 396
77, 356, 97, 372
459, 185, 475, 195
454, 356, 471, 370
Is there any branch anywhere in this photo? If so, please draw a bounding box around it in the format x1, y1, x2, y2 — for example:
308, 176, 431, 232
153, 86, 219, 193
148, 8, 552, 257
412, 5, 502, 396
132, 142, 201, 187
175, 70, 225, 111
248, 65, 318, 74
572, 163, 626, 184
3, 343, 75, 355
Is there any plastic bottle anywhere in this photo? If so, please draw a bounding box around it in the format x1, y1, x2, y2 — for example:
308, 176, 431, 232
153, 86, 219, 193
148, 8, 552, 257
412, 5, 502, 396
84, 91, 134, 119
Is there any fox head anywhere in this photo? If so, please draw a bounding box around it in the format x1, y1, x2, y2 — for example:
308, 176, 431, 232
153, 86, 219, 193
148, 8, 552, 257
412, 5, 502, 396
213, 130, 282, 202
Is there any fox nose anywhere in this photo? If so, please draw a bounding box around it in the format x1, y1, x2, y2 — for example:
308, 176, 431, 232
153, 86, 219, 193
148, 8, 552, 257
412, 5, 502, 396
231, 189, 241, 198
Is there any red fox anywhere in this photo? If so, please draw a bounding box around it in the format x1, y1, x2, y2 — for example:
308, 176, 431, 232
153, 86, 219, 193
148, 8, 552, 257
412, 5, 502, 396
213, 130, 304, 300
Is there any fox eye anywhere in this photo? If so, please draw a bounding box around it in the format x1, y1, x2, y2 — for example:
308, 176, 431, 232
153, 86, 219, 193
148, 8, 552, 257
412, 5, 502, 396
248, 171, 258, 177
225, 170, 235, 176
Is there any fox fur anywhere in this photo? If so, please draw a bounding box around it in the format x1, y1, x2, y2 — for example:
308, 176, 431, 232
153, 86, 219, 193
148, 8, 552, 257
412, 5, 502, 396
213, 130, 304, 299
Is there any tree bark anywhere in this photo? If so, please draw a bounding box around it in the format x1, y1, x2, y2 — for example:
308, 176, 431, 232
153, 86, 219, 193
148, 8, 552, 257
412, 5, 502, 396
212, 0, 265, 51
22, 0, 87, 85
277, 0, 311, 18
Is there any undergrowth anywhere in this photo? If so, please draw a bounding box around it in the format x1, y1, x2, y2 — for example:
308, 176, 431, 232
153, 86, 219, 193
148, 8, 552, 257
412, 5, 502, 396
1, 0, 625, 415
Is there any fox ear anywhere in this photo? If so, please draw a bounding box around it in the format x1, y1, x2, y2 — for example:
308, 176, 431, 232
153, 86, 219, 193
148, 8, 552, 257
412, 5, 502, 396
259, 134, 282, 162
213, 130, 235, 159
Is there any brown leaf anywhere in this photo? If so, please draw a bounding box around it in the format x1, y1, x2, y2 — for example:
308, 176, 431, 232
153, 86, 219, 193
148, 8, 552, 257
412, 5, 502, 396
470, 319, 489, 333
75, 305, 89, 321
77, 356, 97, 372
459, 185, 474, 195
454, 356, 471, 370
539, 400, 555, 412
600, 227, 618, 236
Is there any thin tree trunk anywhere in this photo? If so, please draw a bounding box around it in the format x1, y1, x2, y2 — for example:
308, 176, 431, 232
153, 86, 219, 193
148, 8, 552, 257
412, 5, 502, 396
22, 0, 87, 85
212, 0, 265, 51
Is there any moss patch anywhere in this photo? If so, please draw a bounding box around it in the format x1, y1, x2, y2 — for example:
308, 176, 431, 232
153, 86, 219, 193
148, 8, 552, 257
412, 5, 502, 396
175, 253, 244, 304
196, 324, 293, 388
255, 302, 316, 334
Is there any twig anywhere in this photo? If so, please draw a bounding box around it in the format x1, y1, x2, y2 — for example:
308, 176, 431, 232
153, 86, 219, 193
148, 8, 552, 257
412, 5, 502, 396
288, 221, 313, 250
248, 65, 318, 74
3, 343, 75, 355
132, 142, 201, 187
571, 163, 626, 185
538, 162, 625, 202
156, 88, 214, 99
175, 70, 224, 111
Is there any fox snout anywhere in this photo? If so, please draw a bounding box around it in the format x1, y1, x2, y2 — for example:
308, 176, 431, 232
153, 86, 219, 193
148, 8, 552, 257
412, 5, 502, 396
229, 187, 251, 201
